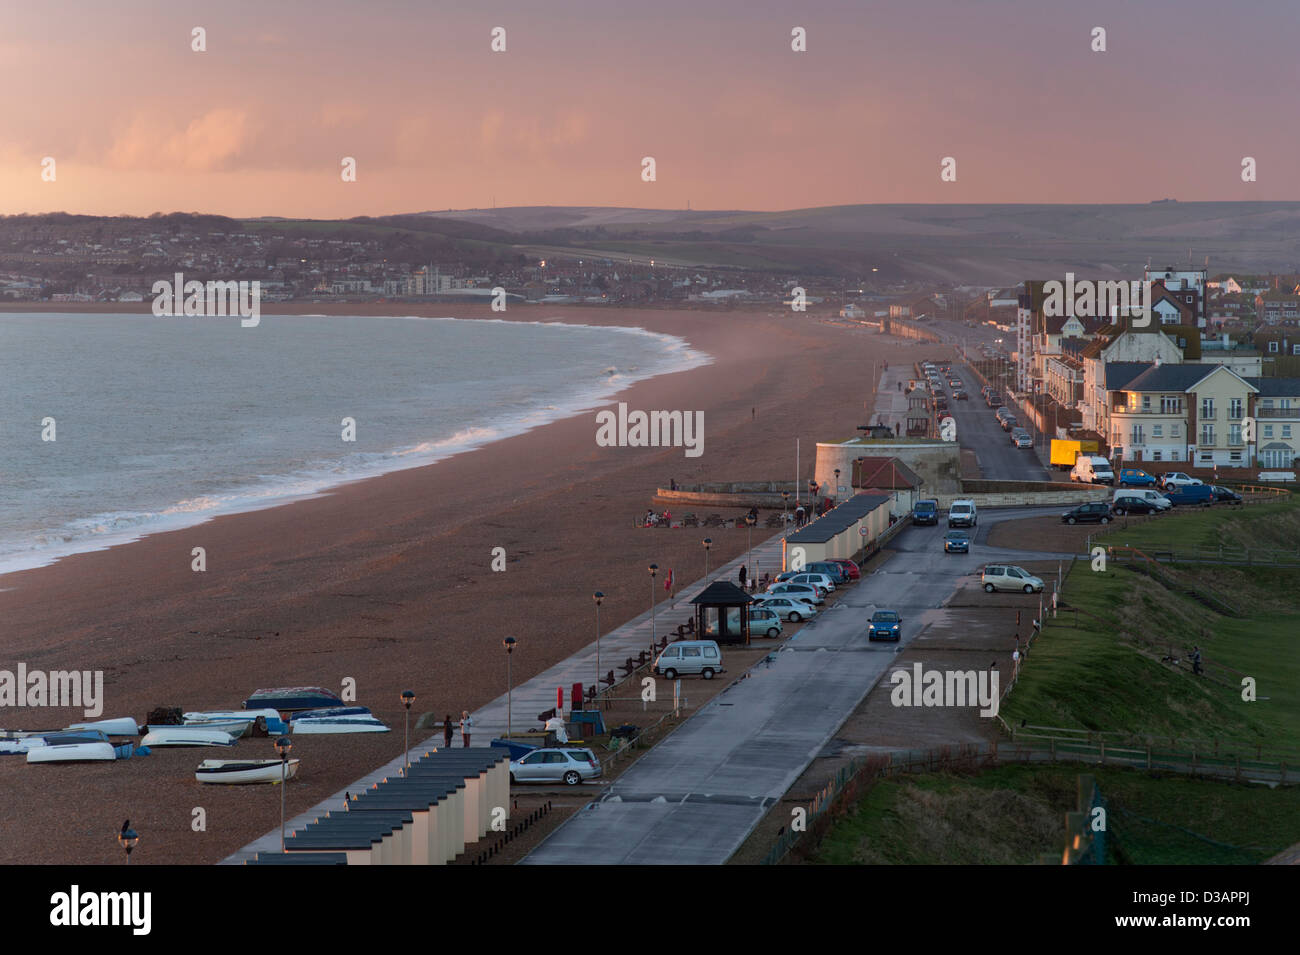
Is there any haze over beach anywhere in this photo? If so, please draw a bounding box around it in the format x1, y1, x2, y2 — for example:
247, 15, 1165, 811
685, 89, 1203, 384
1, 0, 1297, 918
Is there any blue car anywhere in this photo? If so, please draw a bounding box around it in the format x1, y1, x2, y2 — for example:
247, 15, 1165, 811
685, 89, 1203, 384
1119, 468, 1157, 488
867, 609, 902, 641
943, 530, 970, 553
912, 499, 939, 525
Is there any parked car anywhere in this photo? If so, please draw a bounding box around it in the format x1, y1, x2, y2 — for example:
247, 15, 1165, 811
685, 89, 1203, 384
1210, 485, 1243, 505
806, 561, 850, 584
987, 392, 1003, 408
1061, 502, 1112, 525
981, 565, 1045, 594
509, 747, 602, 786
1163, 484, 1214, 507
1110, 496, 1162, 516
1118, 468, 1158, 488
1159, 472, 1203, 489
767, 582, 825, 604
912, 499, 940, 526
943, 529, 970, 553
653, 640, 723, 680
748, 607, 785, 638
1011, 429, 1034, 449
1000, 415, 1019, 432
752, 595, 817, 621
787, 572, 836, 592
867, 609, 902, 641
948, 499, 978, 528
1112, 488, 1172, 510
826, 558, 862, 580
1070, 455, 1115, 485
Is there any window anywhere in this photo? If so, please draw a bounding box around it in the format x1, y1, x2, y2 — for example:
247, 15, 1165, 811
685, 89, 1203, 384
1171, 424, 1180, 437
704, 647, 718, 658
683, 647, 700, 657
1201, 423, 1215, 445
1285, 426, 1293, 439
1269, 341, 1280, 353
1171, 450, 1180, 461
1230, 423, 1242, 445
543, 752, 568, 763
1153, 425, 1163, 438
1201, 398, 1215, 419
1131, 426, 1145, 445
1229, 398, 1243, 420
1141, 395, 1151, 412
1294, 345, 1300, 356
1160, 395, 1180, 413
1264, 425, 1274, 439
521, 752, 546, 764
1262, 399, 1274, 410
1152, 450, 1163, 461
1199, 452, 1214, 464
1230, 451, 1242, 462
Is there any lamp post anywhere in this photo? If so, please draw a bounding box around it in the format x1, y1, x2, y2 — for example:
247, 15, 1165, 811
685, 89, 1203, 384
400, 689, 415, 772
275, 735, 293, 850
703, 537, 712, 579
593, 591, 604, 698
648, 563, 658, 653
503, 636, 517, 738
744, 513, 756, 590
834, 468, 841, 499
781, 490, 789, 529
117, 822, 138, 865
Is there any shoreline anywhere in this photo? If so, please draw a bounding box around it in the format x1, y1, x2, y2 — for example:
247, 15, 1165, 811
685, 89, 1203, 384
0, 308, 712, 578
0, 304, 932, 864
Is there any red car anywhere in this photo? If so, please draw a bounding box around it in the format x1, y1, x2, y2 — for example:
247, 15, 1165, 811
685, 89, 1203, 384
827, 558, 861, 580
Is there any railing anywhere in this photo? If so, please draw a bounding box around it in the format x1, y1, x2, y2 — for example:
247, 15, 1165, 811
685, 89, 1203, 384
1254, 408, 1299, 419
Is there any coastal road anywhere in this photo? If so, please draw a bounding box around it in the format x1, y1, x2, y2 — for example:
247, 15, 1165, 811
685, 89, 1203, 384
944, 361, 1051, 482
521, 507, 1074, 865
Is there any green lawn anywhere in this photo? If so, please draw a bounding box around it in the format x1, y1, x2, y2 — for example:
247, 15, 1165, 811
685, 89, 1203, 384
1000, 498, 1300, 754
810, 764, 1299, 865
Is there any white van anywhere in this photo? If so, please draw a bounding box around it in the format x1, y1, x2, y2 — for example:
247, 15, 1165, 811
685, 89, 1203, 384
947, 499, 978, 528
1070, 455, 1115, 485
653, 641, 723, 680
1112, 488, 1171, 510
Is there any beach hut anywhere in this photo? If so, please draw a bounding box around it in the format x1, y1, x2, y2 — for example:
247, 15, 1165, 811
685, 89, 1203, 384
690, 581, 754, 646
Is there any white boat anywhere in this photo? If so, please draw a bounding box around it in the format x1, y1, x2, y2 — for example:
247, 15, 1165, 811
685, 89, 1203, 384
150, 719, 250, 738
65, 718, 140, 736
140, 727, 237, 748
0, 735, 51, 755
195, 758, 299, 785
290, 708, 389, 734
28, 742, 117, 763
184, 709, 286, 735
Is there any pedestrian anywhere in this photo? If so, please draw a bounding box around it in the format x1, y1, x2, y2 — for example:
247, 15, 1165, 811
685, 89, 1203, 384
670, 477, 677, 491
443, 712, 454, 749
795, 504, 805, 526
460, 709, 473, 747
1191, 646, 1203, 676
738, 564, 747, 589
752, 406, 755, 420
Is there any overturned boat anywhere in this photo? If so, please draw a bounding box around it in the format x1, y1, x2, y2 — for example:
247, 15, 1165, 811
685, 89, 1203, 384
195, 758, 299, 785
140, 727, 237, 748
289, 706, 389, 734
242, 687, 343, 713
184, 709, 286, 736
65, 717, 140, 736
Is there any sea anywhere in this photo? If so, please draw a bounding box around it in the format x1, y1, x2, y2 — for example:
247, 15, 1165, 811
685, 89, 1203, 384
0, 312, 709, 576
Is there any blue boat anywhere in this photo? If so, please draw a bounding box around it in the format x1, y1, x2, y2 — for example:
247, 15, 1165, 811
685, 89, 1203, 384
242, 686, 344, 713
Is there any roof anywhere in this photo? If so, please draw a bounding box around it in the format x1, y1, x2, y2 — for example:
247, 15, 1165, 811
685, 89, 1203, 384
1123, 363, 1256, 393
785, 494, 891, 545
852, 456, 921, 490
1245, 377, 1300, 397
690, 580, 753, 606
1104, 361, 1153, 391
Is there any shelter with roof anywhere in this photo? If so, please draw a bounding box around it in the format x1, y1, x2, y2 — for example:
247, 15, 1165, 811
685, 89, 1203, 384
782, 493, 891, 569
690, 580, 754, 646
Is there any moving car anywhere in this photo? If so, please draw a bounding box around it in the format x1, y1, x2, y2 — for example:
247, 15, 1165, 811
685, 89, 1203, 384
943, 529, 970, 553
1061, 502, 1112, 525
912, 499, 940, 526
987, 392, 1003, 408
1158, 472, 1203, 489
953, 389, 968, 401
948, 499, 978, 528
867, 609, 902, 641
981, 565, 1045, 594
509, 747, 602, 786
653, 640, 723, 680
752, 595, 817, 621
1210, 485, 1243, 505
1011, 429, 1034, 449
1118, 468, 1158, 488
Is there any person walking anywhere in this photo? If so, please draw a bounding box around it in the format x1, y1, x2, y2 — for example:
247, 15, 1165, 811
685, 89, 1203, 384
460, 709, 473, 747
443, 713, 454, 749
738, 564, 747, 589
1190, 646, 1203, 676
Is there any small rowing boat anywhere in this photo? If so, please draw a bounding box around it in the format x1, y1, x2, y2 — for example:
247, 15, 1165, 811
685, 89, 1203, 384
65, 717, 140, 736
242, 687, 343, 713
140, 727, 237, 748
27, 741, 117, 763
290, 706, 389, 734
195, 758, 299, 785
183, 709, 286, 735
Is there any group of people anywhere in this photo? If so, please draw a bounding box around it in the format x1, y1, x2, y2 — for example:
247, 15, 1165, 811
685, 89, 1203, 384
644, 509, 672, 527
441, 710, 474, 748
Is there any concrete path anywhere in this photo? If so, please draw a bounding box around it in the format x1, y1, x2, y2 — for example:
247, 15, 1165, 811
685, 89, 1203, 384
522, 506, 1074, 865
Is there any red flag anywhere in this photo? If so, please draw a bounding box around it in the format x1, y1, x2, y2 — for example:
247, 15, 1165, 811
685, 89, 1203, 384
664, 569, 673, 590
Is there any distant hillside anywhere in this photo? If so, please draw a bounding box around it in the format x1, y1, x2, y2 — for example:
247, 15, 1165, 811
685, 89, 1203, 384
419, 202, 1300, 283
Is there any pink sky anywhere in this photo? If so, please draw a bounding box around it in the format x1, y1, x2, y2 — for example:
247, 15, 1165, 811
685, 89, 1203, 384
3, 0, 1296, 217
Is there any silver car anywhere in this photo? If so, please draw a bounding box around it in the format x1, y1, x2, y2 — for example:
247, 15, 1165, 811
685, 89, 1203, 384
752, 595, 818, 622
509, 747, 602, 786
766, 582, 825, 605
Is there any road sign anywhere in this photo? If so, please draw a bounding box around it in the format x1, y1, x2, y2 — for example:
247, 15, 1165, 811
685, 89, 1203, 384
859, 526, 870, 536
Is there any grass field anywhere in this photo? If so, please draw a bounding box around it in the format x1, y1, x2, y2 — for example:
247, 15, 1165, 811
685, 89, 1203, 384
810, 764, 1300, 865
999, 496, 1300, 753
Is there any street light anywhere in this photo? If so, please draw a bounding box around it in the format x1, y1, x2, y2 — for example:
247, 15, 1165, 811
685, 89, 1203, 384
593, 591, 604, 699
117, 821, 138, 865
503, 636, 517, 738
275, 736, 293, 850
834, 468, 841, 498
703, 538, 712, 579
400, 689, 415, 772
648, 564, 658, 654
781, 490, 789, 529
744, 513, 756, 590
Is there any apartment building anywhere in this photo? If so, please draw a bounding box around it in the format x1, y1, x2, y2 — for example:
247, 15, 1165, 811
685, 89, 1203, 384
1251, 378, 1300, 470
1109, 364, 1258, 467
